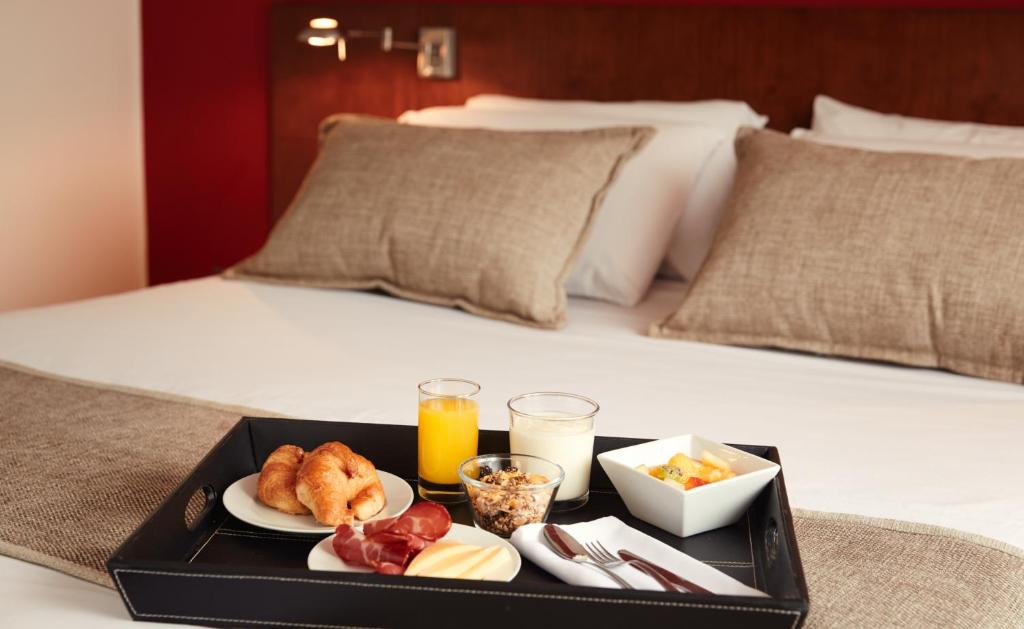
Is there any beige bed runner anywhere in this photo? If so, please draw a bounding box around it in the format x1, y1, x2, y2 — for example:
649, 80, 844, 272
1, 362, 1021, 627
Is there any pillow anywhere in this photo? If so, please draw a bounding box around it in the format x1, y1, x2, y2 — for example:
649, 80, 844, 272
791, 128, 1024, 159
465, 94, 768, 133
811, 95, 1024, 146
664, 139, 737, 281
463, 95, 770, 282
398, 106, 727, 305
651, 128, 1024, 384
229, 115, 653, 328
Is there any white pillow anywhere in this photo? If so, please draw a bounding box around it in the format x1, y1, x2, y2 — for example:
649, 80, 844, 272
791, 128, 1024, 158
465, 94, 768, 135
399, 106, 727, 306
463, 96, 770, 281
811, 95, 1024, 146
663, 139, 737, 281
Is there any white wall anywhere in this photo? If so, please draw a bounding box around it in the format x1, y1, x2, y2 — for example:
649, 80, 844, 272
0, 0, 146, 312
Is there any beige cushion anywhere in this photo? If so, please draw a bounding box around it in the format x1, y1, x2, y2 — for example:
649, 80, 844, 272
652, 128, 1024, 384
229, 115, 652, 328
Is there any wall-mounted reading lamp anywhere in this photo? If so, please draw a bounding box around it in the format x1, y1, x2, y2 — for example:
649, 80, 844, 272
297, 17, 457, 80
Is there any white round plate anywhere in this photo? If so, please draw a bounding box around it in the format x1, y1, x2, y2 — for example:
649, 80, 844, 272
222, 471, 414, 534
307, 523, 521, 581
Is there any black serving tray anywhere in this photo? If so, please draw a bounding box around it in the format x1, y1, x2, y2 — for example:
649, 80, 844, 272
108, 417, 809, 628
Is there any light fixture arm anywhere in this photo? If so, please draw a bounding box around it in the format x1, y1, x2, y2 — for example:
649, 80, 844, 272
301, 20, 456, 79
341, 27, 417, 52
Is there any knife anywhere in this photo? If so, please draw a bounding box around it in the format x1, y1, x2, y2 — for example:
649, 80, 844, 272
544, 524, 675, 592
618, 549, 712, 595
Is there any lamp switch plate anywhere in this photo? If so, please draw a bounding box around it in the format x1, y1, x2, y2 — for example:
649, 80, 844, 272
417, 27, 456, 80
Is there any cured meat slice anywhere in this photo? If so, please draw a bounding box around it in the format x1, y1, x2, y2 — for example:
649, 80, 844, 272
333, 502, 453, 575
332, 526, 413, 572
362, 501, 452, 540
404, 534, 430, 552
360, 515, 398, 538
375, 563, 406, 575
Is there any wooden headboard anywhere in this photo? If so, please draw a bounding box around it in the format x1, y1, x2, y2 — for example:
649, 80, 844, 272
270, 2, 1024, 222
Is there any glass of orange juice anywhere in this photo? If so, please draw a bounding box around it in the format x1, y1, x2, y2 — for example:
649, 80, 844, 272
417, 378, 480, 503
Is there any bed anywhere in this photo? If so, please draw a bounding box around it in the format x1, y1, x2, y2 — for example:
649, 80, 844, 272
4, 3, 1024, 627
2, 276, 1023, 626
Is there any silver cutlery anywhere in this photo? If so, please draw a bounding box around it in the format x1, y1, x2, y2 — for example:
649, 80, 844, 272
543, 524, 634, 590
583, 540, 679, 593
617, 549, 711, 595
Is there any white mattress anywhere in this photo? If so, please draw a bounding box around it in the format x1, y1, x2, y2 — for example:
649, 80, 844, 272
2, 277, 1023, 627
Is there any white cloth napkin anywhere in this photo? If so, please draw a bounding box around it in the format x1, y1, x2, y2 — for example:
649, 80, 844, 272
510, 516, 767, 596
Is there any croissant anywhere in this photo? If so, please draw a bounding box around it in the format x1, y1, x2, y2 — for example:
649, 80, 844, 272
256, 445, 311, 515
296, 441, 386, 526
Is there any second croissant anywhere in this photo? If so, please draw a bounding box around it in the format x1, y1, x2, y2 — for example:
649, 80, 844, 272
257, 441, 386, 526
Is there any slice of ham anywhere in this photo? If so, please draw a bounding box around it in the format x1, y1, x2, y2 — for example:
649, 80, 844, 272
403, 534, 430, 552
360, 517, 397, 538
333, 502, 453, 574
332, 526, 413, 573
362, 501, 452, 540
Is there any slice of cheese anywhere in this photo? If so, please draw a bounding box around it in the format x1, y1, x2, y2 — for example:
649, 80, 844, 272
405, 541, 479, 577
458, 546, 510, 580
405, 542, 510, 580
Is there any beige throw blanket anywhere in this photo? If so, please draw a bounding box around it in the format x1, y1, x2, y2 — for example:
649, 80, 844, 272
1, 362, 1021, 627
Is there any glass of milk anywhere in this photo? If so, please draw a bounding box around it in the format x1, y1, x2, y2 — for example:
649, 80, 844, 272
508, 392, 598, 511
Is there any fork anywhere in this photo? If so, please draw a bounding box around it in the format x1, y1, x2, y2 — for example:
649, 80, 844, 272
583, 541, 680, 593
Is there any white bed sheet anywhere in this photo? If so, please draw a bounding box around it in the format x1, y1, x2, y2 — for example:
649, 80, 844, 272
1, 277, 1023, 627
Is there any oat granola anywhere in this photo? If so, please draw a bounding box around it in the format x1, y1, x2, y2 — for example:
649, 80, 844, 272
466, 466, 553, 537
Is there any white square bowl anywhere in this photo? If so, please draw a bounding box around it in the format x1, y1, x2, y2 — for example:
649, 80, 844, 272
596, 435, 780, 538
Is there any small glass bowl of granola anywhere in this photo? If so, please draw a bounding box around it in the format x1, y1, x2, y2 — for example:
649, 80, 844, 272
458, 454, 564, 538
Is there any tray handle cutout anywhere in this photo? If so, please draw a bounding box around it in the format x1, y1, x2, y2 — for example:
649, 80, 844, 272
184, 484, 218, 531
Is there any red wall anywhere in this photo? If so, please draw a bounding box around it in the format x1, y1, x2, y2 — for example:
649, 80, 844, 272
142, 0, 275, 284
141, 0, 1024, 285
